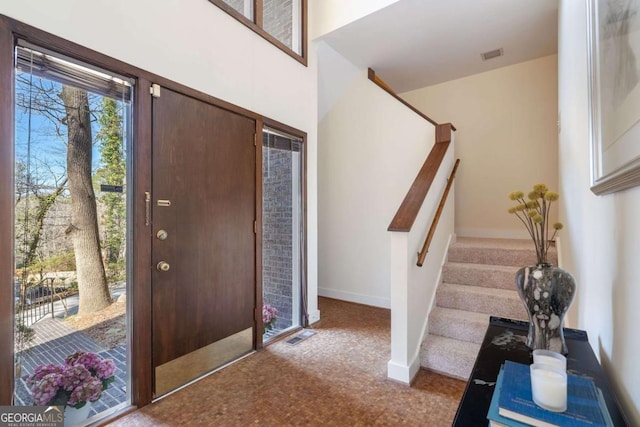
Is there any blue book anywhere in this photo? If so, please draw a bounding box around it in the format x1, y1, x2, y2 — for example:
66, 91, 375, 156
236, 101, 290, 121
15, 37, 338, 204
498, 361, 608, 427
487, 365, 530, 427
595, 387, 614, 427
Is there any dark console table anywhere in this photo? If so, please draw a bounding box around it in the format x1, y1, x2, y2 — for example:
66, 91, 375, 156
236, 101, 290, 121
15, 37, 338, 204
452, 317, 629, 426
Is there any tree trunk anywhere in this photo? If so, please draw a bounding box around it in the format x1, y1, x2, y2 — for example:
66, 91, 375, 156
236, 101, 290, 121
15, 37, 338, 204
61, 86, 111, 314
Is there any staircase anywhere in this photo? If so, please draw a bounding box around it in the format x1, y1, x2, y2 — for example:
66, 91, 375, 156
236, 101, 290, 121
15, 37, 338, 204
420, 237, 557, 380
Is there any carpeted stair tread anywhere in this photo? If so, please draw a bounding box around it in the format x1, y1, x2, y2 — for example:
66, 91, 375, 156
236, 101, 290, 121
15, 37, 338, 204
443, 262, 519, 290
451, 236, 537, 249
428, 307, 489, 344
447, 237, 556, 267
419, 237, 541, 380
436, 283, 527, 320
421, 335, 481, 380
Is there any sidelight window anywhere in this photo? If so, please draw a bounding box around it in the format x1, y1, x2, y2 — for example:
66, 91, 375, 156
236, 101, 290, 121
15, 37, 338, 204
262, 127, 305, 342
13, 40, 132, 421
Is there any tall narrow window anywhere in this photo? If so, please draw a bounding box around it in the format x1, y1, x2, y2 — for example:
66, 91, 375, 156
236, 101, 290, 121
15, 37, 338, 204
262, 127, 305, 341
13, 41, 133, 422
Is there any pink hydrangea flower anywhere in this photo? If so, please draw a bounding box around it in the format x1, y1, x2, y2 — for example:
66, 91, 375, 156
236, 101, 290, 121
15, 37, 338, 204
65, 351, 99, 370
60, 365, 92, 392
27, 351, 116, 409
26, 364, 63, 388
263, 304, 278, 332
263, 304, 278, 324
67, 377, 103, 406
31, 373, 62, 405
95, 359, 116, 380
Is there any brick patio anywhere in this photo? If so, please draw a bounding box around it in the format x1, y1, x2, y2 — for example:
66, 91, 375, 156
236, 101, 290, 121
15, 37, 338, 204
14, 317, 127, 417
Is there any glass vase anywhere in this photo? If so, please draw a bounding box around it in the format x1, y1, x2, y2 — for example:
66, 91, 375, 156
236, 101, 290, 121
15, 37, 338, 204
515, 263, 576, 354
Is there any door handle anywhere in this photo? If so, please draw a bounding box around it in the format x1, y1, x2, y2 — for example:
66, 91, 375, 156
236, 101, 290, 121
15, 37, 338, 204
145, 192, 151, 226
156, 230, 168, 240
157, 261, 170, 272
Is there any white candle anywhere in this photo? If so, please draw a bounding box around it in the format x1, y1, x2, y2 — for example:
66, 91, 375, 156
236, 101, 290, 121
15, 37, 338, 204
530, 364, 567, 412
533, 349, 567, 371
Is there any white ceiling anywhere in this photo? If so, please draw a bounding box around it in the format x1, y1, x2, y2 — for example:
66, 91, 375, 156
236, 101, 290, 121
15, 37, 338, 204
318, 0, 559, 93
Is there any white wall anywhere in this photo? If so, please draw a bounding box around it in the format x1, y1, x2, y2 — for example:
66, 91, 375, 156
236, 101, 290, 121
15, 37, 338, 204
558, 1, 640, 423
317, 41, 361, 121
310, 0, 400, 40
318, 45, 435, 308
403, 56, 559, 239
0, 0, 319, 320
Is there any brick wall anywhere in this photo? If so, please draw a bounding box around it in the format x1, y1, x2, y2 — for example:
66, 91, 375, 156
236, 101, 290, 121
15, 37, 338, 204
263, 0, 293, 50
262, 138, 294, 331
222, 0, 246, 16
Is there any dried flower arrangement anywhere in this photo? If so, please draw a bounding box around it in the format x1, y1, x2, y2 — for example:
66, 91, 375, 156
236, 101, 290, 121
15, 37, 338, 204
508, 183, 563, 265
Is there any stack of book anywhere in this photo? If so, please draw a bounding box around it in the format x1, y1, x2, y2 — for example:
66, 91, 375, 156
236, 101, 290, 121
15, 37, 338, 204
487, 360, 613, 427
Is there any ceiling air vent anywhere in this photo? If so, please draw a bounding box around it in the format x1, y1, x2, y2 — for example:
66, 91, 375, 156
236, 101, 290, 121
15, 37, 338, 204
481, 48, 504, 61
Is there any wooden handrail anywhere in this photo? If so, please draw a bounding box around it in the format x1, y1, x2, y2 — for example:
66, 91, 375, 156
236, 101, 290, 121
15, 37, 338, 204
388, 123, 454, 231
417, 158, 460, 267
367, 68, 456, 131
374, 65, 458, 250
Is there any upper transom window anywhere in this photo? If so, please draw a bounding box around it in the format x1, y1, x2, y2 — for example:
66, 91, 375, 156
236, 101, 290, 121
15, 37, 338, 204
210, 0, 306, 64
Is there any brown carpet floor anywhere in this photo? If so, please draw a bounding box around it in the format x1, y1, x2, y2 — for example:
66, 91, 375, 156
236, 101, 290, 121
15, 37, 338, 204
109, 297, 466, 426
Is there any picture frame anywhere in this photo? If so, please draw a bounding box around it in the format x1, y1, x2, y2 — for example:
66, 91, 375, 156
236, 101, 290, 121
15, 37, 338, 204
587, 0, 640, 195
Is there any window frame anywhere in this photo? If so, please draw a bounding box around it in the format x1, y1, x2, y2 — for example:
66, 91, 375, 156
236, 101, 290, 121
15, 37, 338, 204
208, 0, 308, 66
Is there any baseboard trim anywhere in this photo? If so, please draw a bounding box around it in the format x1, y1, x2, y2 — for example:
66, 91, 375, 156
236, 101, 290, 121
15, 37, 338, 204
408, 352, 421, 383
387, 357, 421, 384
307, 309, 321, 325
318, 287, 390, 309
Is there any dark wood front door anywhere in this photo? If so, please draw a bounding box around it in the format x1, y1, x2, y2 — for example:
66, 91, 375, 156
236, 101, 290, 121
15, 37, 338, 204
151, 87, 256, 397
